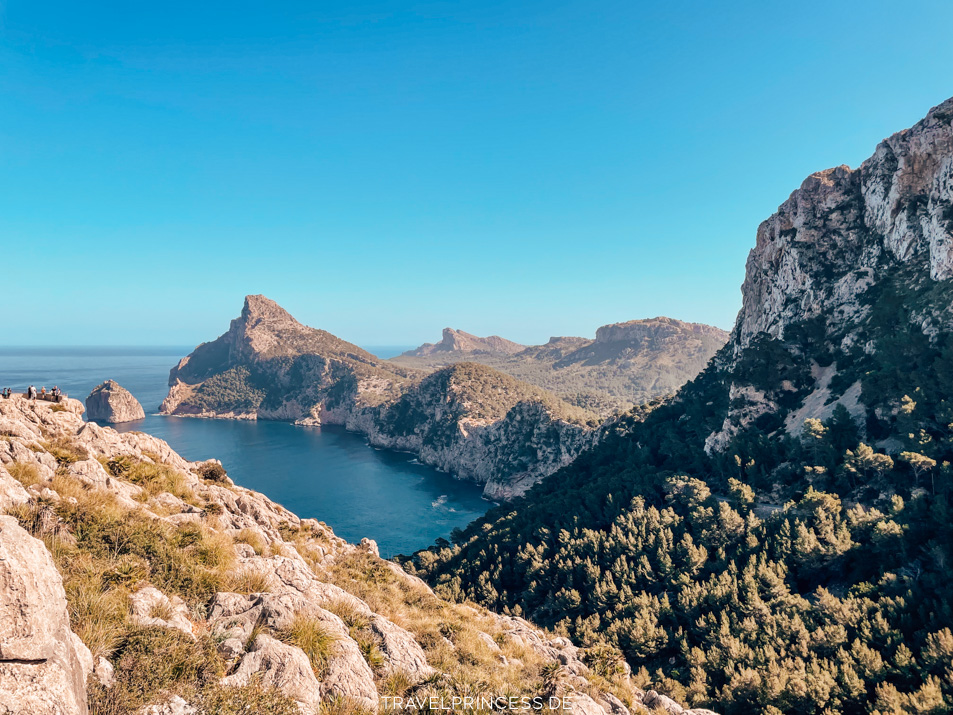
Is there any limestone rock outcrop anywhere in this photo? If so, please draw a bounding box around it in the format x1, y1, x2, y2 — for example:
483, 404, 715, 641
85, 380, 145, 424
0, 514, 89, 714
705, 96, 953, 452
395, 319, 729, 417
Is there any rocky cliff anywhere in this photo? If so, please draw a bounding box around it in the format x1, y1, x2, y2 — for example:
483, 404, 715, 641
705, 95, 953, 452
86, 380, 145, 424
394, 318, 728, 416
161, 297, 597, 499
409, 96, 953, 715
0, 394, 705, 714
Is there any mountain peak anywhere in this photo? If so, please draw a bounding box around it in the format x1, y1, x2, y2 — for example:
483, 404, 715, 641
240, 294, 300, 327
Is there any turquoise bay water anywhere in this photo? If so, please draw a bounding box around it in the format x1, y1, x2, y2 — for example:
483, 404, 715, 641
0, 346, 489, 557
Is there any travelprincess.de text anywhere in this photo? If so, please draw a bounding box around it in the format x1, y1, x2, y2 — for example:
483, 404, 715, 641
381, 695, 574, 711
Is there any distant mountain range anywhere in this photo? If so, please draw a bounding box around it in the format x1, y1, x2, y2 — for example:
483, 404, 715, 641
392, 318, 728, 416
402, 328, 527, 356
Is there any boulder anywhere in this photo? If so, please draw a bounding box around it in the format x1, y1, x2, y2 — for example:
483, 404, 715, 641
221, 634, 321, 713
643, 690, 684, 713
370, 615, 435, 679
0, 515, 89, 714
85, 380, 145, 424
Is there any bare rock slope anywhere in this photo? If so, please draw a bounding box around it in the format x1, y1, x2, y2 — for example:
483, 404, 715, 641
0, 394, 705, 713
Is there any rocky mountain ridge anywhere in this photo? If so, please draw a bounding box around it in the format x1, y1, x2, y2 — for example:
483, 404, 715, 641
392, 318, 728, 417
402, 328, 527, 357
0, 394, 708, 714
161, 297, 598, 500
408, 97, 953, 715
706, 95, 953, 452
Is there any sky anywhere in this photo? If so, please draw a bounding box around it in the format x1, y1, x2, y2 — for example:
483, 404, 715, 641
1, 1, 951, 348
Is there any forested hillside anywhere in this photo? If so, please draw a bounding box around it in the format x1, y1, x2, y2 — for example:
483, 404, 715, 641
403, 97, 953, 714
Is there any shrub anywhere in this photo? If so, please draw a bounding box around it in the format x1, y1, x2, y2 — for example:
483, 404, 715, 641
323, 598, 370, 630
87, 627, 223, 715
102, 455, 137, 479
355, 634, 386, 672
64, 567, 129, 659
197, 682, 299, 715
126, 461, 192, 501
41, 438, 88, 466
234, 528, 267, 555
197, 462, 228, 483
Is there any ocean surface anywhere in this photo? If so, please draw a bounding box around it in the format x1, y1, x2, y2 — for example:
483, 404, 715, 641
0, 346, 490, 557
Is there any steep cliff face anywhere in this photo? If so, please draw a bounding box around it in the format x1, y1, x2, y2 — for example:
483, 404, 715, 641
161, 298, 596, 499
706, 96, 953, 452
0, 395, 704, 714
394, 318, 728, 417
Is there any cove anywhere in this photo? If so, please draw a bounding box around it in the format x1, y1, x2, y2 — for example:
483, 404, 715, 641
0, 346, 490, 557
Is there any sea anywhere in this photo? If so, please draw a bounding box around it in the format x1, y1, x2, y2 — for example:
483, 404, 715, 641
0, 346, 491, 557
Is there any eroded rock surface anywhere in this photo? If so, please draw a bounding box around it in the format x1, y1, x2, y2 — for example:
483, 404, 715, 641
0, 515, 89, 714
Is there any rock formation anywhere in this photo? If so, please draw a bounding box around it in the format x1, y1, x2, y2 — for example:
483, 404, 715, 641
0, 393, 704, 713
85, 380, 145, 424
161, 296, 598, 499
401, 327, 527, 357
705, 95, 953, 452
394, 318, 729, 416
0, 509, 90, 714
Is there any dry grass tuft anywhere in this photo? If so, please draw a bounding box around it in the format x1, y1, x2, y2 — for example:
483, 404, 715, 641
226, 569, 270, 595
234, 528, 267, 555
7, 462, 42, 488
274, 613, 338, 675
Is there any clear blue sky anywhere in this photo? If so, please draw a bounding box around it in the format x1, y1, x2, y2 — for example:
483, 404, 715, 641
2, 1, 951, 347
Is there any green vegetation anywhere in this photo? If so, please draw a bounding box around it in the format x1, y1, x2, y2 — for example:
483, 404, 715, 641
188, 366, 265, 413
87, 626, 299, 715
323, 551, 639, 712
6, 461, 42, 487
404, 276, 953, 714
383, 363, 597, 446
196, 461, 228, 483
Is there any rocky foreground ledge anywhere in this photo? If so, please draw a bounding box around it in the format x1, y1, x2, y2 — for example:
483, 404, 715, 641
0, 395, 712, 714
